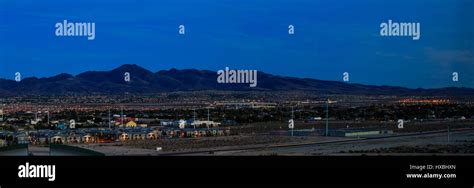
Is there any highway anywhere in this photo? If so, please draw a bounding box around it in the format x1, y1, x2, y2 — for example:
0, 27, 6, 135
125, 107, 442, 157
160, 128, 474, 156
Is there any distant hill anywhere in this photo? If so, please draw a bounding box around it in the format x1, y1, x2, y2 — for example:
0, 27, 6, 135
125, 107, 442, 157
1, 64, 473, 96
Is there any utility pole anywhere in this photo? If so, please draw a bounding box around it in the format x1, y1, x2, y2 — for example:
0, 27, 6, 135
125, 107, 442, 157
291, 106, 294, 119
47, 111, 50, 126
121, 106, 124, 127
207, 108, 210, 130
291, 106, 294, 137
326, 98, 329, 136
193, 109, 196, 130
108, 109, 111, 129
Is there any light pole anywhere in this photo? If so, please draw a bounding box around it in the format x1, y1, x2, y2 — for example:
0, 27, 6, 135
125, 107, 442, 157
121, 106, 124, 127
291, 106, 294, 137
46, 111, 50, 126
193, 109, 196, 130
326, 98, 329, 136
108, 109, 111, 129
207, 107, 211, 130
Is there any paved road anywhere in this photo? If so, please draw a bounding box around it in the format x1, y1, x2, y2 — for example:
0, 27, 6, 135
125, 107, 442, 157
168, 128, 474, 156
28, 145, 50, 156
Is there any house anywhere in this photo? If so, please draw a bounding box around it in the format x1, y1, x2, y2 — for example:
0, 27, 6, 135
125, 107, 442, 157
126, 121, 137, 127
15, 133, 29, 144
146, 131, 158, 140
51, 135, 66, 144
131, 133, 146, 140
160, 120, 178, 127
83, 134, 94, 143
66, 134, 82, 144
119, 133, 129, 141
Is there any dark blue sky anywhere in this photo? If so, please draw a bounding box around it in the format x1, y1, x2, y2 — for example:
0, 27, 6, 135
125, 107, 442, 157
1, 0, 473, 88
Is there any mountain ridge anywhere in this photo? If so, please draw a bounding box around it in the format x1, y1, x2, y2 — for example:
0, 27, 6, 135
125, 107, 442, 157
0, 64, 473, 96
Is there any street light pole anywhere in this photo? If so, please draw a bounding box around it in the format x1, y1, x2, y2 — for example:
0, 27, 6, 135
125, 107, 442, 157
193, 109, 196, 130
207, 108, 210, 130
326, 98, 329, 136
108, 109, 111, 129
291, 106, 294, 137
121, 106, 124, 127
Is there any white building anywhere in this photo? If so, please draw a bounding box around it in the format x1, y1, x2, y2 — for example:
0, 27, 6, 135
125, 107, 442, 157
191, 120, 221, 128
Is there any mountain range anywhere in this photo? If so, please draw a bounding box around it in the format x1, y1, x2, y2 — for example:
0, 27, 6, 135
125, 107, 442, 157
0, 64, 473, 96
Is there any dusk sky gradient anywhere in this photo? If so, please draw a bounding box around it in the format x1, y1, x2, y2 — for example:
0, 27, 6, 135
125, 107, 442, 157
0, 0, 473, 88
